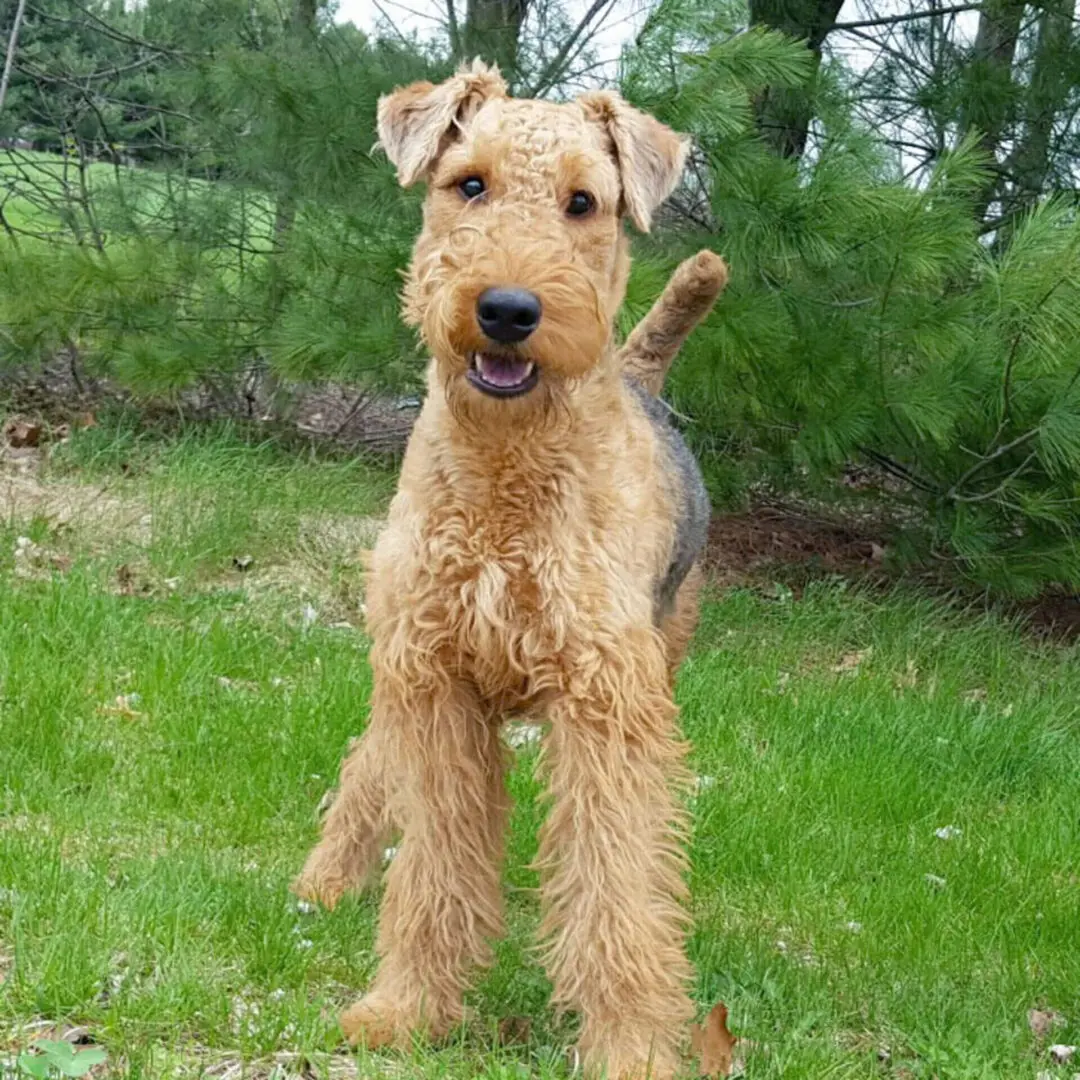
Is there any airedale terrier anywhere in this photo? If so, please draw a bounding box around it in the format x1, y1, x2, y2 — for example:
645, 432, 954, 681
294, 60, 726, 1079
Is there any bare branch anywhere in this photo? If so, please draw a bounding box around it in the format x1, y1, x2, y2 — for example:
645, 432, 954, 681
831, 4, 979, 32
526, 0, 615, 97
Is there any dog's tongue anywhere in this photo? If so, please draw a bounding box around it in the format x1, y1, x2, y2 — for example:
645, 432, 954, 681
476, 353, 532, 388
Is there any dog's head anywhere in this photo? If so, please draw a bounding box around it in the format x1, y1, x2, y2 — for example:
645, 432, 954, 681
377, 60, 688, 419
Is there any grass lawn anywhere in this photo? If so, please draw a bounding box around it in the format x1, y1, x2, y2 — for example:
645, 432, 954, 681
1, 420, 1078, 1079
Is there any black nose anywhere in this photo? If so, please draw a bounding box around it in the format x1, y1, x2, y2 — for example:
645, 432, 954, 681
476, 287, 541, 344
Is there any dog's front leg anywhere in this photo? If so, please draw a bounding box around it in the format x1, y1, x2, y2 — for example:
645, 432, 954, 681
538, 629, 694, 1080
340, 672, 509, 1049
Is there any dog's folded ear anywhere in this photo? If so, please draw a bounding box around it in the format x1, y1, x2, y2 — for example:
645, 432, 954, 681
578, 92, 690, 233
376, 59, 508, 187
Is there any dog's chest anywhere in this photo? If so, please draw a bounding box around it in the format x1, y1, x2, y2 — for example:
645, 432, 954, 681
376, 419, 662, 701
432, 510, 578, 684
401, 476, 614, 701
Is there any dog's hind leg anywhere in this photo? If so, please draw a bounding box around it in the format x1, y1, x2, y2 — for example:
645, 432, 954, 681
618, 249, 728, 398
659, 561, 704, 686
292, 725, 394, 910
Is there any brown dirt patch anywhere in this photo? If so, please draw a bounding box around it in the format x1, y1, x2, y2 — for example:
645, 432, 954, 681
703, 505, 888, 586
1019, 592, 1080, 641
703, 502, 1080, 643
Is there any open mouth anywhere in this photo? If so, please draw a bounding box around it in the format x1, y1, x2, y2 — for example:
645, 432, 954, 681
465, 352, 539, 398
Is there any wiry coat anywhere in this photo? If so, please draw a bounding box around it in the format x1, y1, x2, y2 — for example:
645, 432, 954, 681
293, 60, 727, 1080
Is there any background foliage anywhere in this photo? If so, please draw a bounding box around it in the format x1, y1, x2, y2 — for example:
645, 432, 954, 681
1, 0, 1079, 594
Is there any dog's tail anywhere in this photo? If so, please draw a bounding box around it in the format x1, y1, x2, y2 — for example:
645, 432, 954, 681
618, 249, 728, 398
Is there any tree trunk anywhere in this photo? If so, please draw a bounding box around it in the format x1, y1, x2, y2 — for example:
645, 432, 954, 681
463, 0, 529, 84
1007, 0, 1076, 214
0, 0, 30, 114
261, 0, 319, 419
748, 0, 845, 158
960, 0, 1024, 222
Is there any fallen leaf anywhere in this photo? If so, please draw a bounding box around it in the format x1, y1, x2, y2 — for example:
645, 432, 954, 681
497, 1016, 532, 1046
1029, 1008, 1066, 1042
4, 418, 43, 448
832, 648, 872, 674
115, 564, 135, 596
870, 542, 887, 563
1050, 1045, 1077, 1065
97, 694, 144, 720
216, 676, 260, 693
691, 1002, 738, 1077
315, 788, 335, 818
894, 658, 919, 690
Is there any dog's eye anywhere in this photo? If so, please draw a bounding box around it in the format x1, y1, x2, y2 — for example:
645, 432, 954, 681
458, 176, 486, 200
566, 191, 594, 217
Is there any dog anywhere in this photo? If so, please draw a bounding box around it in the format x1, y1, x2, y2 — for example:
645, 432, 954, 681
294, 59, 726, 1079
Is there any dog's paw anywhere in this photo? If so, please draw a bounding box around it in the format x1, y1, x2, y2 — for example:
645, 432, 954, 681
289, 869, 345, 911
576, 1039, 680, 1080
340, 994, 421, 1049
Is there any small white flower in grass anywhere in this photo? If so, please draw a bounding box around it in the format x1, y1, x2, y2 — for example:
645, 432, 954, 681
269, 988, 287, 1001
295, 938, 314, 950
383, 845, 399, 863
924, 873, 947, 890
295, 900, 315, 915
693, 774, 716, 794
934, 825, 962, 840
844, 921, 863, 934
301, 604, 318, 630
503, 722, 543, 750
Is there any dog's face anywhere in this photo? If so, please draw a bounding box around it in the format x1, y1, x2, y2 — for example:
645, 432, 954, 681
377, 61, 688, 417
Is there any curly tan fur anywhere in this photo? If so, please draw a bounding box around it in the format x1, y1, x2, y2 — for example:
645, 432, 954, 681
293, 61, 721, 1080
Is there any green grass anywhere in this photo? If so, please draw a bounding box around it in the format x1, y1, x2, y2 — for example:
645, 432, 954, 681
1, 423, 1078, 1079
